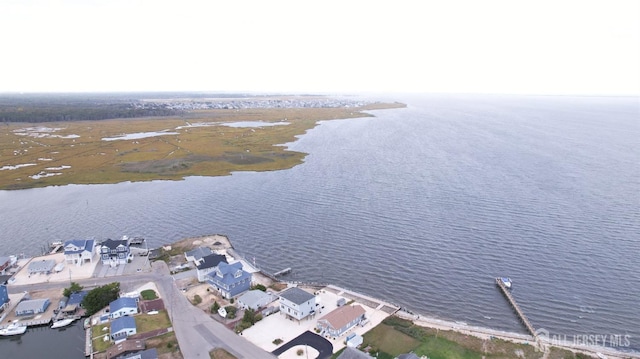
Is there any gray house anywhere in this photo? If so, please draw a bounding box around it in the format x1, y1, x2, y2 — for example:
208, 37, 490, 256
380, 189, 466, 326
15, 298, 51, 316
278, 287, 316, 321
237, 290, 273, 310
27, 259, 56, 275
185, 247, 213, 263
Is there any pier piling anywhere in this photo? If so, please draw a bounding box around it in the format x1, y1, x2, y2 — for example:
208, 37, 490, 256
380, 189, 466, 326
495, 278, 536, 337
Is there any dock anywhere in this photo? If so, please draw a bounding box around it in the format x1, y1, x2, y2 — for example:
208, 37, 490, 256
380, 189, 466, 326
274, 267, 292, 277
495, 278, 536, 337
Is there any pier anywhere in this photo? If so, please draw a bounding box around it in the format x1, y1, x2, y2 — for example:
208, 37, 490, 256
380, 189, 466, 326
495, 278, 536, 337
273, 267, 292, 277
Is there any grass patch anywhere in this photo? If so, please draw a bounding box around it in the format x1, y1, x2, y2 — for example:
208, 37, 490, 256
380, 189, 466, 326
210, 348, 237, 359
135, 310, 171, 333
140, 289, 158, 300
91, 323, 112, 353
145, 331, 181, 357
362, 323, 420, 357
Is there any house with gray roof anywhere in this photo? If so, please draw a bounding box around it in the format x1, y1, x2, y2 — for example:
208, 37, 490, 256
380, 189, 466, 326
28, 259, 56, 274
64, 239, 96, 266
185, 247, 213, 263
337, 347, 374, 359
110, 316, 137, 342
237, 290, 273, 310
195, 253, 227, 282
121, 348, 158, 359
205, 262, 251, 299
100, 238, 131, 266
317, 304, 366, 338
278, 287, 316, 321
15, 298, 50, 316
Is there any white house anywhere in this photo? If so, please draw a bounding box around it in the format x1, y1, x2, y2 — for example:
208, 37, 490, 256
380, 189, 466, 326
316, 304, 366, 338
110, 316, 137, 342
109, 297, 138, 319
195, 253, 227, 282
278, 287, 316, 321
63, 239, 96, 266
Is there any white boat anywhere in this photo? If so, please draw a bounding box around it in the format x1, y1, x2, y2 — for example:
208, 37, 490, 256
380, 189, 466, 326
0, 321, 27, 336
499, 277, 513, 289
51, 318, 76, 329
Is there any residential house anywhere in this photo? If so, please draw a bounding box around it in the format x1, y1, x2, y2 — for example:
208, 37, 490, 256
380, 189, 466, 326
63, 239, 96, 266
105, 339, 145, 359
396, 354, 422, 359
237, 290, 273, 311
109, 297, 139, 319
195, 253, 227, 282
28, 259, 56, 274
278, 287, 316, 321
100, 238, 131, 266
316, 304, 366, 337
337, 347, 374, 359
0, 256, 11, 275
184, 247, 213, 263
63, 290, 88, 315
110, 316, 137, 342
15, 298, 50, 316
0, 284, 9, 312
121, 348, 159, 359
206, 262, 251, 299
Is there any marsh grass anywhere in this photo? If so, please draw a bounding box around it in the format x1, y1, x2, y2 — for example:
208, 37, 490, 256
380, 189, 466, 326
0, 103, 403, 190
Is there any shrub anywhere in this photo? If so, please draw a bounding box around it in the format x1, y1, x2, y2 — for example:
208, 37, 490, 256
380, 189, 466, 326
273, 338, 283, 345
252, 284, 267, 292
211, 301, 220, 313
297, 349, 303, 356
192, 294, 202, 305
230, 298, 234, 304
224, 306, 237, 319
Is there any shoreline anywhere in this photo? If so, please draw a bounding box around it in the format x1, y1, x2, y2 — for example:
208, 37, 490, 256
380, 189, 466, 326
3, 234, 638, 359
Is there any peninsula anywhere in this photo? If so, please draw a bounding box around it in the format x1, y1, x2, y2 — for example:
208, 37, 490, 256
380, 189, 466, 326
0, 94, 405, 190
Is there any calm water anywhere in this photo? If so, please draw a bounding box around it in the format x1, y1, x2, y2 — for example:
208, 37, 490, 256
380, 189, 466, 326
0, 321, 85, 358
1, 94, 638, 355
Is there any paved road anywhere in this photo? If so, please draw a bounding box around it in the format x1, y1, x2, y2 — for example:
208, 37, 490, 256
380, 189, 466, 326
272, 331, 333, 359
8, 261, 275, 359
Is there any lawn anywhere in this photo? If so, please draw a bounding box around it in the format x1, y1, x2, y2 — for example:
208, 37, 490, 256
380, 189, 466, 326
135, 310, 171, 333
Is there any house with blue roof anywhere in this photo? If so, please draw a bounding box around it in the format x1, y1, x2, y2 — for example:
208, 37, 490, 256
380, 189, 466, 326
62, 290, 88, 315
206, 262, 252, 299
110, 316, 137, 342
64, 239, 96, 266
196, 253, 228, 282
0, 284, 9, 312
109, 297, 138, 319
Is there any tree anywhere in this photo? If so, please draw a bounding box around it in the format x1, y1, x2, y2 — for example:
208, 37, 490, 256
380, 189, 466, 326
63, 282, 84, 298
252, 284, 267, 292
211, 301, 220, 313
82, 282, 120, 316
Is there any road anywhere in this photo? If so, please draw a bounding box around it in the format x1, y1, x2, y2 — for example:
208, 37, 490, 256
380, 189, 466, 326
8, 261, 275, 359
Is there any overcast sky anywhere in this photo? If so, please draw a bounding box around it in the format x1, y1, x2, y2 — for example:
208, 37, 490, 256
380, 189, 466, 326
1, 0, 638, 95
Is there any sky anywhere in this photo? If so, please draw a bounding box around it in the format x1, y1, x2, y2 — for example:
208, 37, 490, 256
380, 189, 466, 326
0, 0, 638, 95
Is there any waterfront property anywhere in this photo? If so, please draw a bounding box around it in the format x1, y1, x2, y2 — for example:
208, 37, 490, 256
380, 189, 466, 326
317, 305, 366, 338
0, 256, 12, 275
121, 348, 158, 359
109, 297, 139, 319
28, 259, 56, 274
184, 247, 213, 263
237, 290, 274, 311
63, 239, 96, 266
105, 338, 145, 358
337, 347, 374, 359
100, 238, 131, 266
63, 290, 88, 315
279, 287, 317, 321
195, 253, 227, 282
205, 261, 252, 299
110, 316, 137, 342
15, 298, 51, 316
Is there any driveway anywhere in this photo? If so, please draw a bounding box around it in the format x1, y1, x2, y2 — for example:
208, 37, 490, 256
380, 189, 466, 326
272, 331, 333, 359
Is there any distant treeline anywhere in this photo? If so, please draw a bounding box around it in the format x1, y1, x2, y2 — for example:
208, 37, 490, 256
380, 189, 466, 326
0, 92, 258, 123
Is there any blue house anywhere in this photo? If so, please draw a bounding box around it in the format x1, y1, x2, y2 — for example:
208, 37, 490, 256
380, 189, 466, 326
15, 298, 50, 316
206, 262, 251, 299
63, 290, 88, 315
109, 297, 139, 319
0, 284, 9, 311
110, 316, 137, 342
100, 238, 131, 266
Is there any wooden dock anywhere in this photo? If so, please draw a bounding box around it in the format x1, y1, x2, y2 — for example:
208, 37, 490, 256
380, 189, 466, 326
495, 278, 536, 337
274, 267, 292, 277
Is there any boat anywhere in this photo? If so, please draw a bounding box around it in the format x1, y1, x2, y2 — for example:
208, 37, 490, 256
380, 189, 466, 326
499, 277, 513, 289
0, 321, 27, 336
51, 317, 76, 329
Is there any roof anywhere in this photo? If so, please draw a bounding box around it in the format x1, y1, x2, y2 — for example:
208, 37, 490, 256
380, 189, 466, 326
238, 290, 271, 307
101, 238, 128, 250
105, 339, 145, 358
15, 298, 50, 313
211, 262, 251, 285
279, 287, 315, 305
185, 247, 213, 261
397, 354, 421, 359
110, 297, 138, 312
28, 259, 56, 272
0, 256, 10, 265
196, 253, 227, 270
63, 239, 95, 254
319, 305, 366, 330
121, 348, 158, 359
67, 291, 88, 305
337, 347, 373, 359
111, 316, 136, 333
